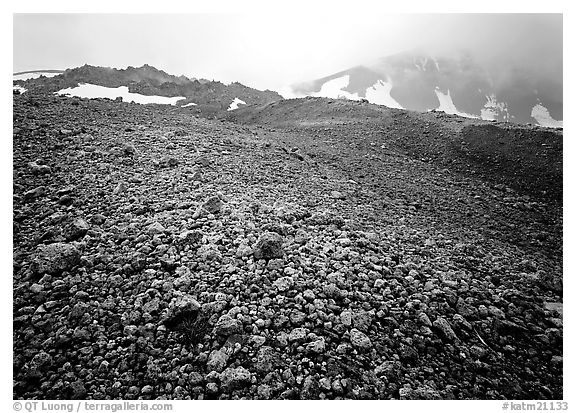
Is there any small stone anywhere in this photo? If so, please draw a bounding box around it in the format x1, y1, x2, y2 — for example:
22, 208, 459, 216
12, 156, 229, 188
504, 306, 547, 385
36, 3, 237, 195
148, 222, 165, 235
24, 186, 46, 200
123, 325, 138, 336
236, 243, 253, 258
551, 355, 563, 367
26, 351, 53, 378
306, 338, 326, 354
319, 377, 332, 391
349, 328, 372, 350
206, 349, 230, 372
418, 312, 432, 327
206, 382, 219, 394
432, 317, 457, 341
202, 196, 223, 214
303, 289, 316, 301
470, 345, 487, 359
352, 311, 373, 332
288, 327, 307, 342
29, 161, 51, 175
253, 232, 284, 260
220, 366, 252, 391
332, 379, 344, 394
214, 314, 243, 336
70, 380, 87, 399
189, 372, 204, 386
290, 310, 306, 325
113, 181, 127, 195
195, 156, 211, 167
123, 142, 137, 155
63, 218, 89, 241
330, 191, 346, 199
177, 230, 203, 247
141, 385, 154, 395
544, 302, 563, 317
58, 194, 73, 205
257, 384, 272, 399
340, 311, 352, 326
197, 244, 222, 261
273, 276, 294, 292
250, 335, 267, 348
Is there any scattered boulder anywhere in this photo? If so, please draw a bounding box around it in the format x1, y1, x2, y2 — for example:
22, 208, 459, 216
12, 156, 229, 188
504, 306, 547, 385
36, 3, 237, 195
349, 328, 372, 350
25, 351, 53, 379
220, 367, 252, 391
214, 314, 243, 336
330, 190, 346, 200
28, 161, 51, 175
253, 232, 284, 260
206, 348, 231, 373
32, 243, 81, 275
432, 317, 457, 341
123, 142, 137, 155
24, 186, 46, 201
63, 217, 89, 241
202, 196, 223, 214
272, 276, 293, 292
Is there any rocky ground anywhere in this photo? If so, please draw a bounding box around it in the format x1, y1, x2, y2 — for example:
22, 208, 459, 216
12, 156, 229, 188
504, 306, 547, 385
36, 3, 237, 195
13, 92, 563, 400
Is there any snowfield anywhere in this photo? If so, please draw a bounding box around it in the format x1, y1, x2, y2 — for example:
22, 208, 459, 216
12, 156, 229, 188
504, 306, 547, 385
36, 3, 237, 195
313, 76, 361, 101
434, 87, 477, 119
227, 98, 246, 111
56, 84, 185, 105
480, 94, 510, 122
531, 103, 563, 128
365, 79, 404, 109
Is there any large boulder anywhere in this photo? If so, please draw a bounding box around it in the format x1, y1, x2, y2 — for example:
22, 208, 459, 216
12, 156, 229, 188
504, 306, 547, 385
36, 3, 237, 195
32, 243, 81, 275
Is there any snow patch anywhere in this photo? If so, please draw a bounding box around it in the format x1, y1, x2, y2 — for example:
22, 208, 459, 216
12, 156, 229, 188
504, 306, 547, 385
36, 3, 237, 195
227, 98, 246, 111
56, 83, 185, 105
181, 102, 197, 108
432, 58, 440, 72
13, 72, 61, 81
434, 87, 477, 119
365, 79, 403, 109
480, 94, 510, 122
313, 75, 361, 101
13, 85, 27, 94
531, 103, 563, 128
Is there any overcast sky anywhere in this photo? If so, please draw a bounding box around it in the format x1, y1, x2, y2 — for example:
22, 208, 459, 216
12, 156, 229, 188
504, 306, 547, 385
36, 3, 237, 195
13, 13, 562, 91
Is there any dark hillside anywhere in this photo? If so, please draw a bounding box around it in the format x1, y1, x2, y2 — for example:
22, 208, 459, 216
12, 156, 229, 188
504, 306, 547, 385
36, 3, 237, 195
13, 92, 562, 400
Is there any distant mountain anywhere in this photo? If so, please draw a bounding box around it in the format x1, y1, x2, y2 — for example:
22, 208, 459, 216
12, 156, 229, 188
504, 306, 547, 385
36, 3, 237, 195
13, 64, 282, 115
289, 50, 562, 128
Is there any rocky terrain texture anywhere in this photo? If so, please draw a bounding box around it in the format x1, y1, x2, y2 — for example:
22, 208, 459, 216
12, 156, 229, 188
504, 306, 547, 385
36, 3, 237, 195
14, 64, 283, 117
13, 92, 562, 400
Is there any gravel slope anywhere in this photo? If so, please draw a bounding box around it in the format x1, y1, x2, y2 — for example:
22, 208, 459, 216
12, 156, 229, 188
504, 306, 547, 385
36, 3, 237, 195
13, 93, 562, 400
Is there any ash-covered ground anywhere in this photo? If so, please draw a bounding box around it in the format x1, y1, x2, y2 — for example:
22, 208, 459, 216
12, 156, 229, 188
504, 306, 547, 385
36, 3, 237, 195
13, 92, 562, 400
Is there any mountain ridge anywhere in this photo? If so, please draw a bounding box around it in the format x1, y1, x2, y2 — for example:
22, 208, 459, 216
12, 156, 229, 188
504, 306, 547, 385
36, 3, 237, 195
14, 64, 283, 116
288, 50, 563, 128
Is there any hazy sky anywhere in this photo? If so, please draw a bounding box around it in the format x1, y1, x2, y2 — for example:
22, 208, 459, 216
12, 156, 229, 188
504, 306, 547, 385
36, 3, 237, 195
13, 13, 562, 91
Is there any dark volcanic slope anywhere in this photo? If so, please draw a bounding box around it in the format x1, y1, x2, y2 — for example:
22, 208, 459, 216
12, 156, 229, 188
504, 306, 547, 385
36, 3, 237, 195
13, 92, 562, 400
14, 64, 283, 117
